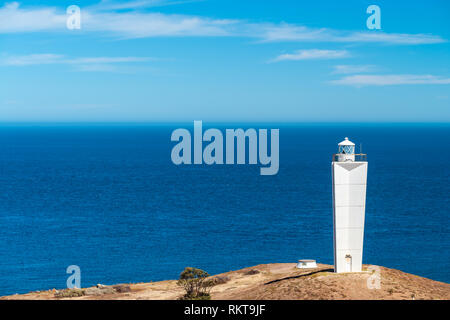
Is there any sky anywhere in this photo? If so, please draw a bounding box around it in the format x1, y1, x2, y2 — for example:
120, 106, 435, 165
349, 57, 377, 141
0, 0, 449, 122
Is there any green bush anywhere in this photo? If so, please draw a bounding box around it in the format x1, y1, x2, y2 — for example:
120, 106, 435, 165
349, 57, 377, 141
177, 267, 215, 300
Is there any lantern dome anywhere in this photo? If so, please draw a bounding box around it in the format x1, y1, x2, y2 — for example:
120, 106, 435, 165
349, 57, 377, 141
338, 137, 355, 146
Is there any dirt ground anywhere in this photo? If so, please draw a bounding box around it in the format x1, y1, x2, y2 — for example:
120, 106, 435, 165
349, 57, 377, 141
2, 263, 449, 300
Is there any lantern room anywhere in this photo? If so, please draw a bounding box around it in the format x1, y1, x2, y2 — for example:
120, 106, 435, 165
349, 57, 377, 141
337, 137, 355, 162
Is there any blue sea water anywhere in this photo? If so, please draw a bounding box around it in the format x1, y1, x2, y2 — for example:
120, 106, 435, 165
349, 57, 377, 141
0, 123, 448, 296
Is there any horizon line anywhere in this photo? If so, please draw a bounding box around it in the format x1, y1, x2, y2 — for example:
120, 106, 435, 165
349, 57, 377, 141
0, 121, 449, 126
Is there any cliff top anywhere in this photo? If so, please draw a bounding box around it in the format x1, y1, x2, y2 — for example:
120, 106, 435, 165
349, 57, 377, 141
2, 263, 449, 300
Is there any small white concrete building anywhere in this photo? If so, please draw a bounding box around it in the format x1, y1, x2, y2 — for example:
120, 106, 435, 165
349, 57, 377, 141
296, 259, 317, 269
332, 138, 367, 273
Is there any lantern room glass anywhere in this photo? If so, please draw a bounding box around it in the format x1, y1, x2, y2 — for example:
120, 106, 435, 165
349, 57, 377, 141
339, 145, 355, 154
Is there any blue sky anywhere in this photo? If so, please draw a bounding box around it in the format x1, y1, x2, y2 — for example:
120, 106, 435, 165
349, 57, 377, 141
0, 0, 449, 122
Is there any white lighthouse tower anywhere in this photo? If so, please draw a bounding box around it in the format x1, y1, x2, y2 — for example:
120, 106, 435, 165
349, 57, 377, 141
332, 137, 367, 273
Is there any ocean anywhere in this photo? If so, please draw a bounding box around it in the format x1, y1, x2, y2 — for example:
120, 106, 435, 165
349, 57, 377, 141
0, 123, 448, 296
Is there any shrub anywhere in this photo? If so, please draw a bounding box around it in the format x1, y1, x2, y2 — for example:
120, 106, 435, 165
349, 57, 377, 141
244, 269, 260, 275
212, 275, 230, 285
54, 288, 85, 298
177, 267, 215, 300
113, 285, 131, 293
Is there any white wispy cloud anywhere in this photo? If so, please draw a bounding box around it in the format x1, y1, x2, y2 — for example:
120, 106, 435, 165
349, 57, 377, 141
272, 49, 350, 62
259, 24, 445, 45
81, 11, 235, 38
0, 2, 446, 44
0, 2, 236, 38
1, 53, 64, 66
332, 65, 377, 74
93, 0, 203, 11
0, 2, 65, 33
68, 56, 154, 64
331, 74, 450, 86
0, 53, 154, 71
337, 31, 444, 45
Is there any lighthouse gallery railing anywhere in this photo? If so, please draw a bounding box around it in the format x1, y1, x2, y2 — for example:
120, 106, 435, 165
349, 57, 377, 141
332, 153, 367, 162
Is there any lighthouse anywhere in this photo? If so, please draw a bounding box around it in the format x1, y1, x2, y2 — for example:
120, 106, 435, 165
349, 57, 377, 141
332, 137, 367, 273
